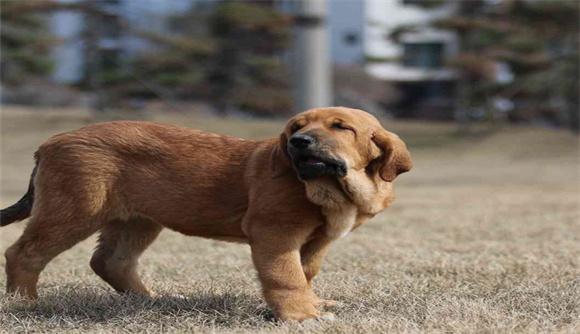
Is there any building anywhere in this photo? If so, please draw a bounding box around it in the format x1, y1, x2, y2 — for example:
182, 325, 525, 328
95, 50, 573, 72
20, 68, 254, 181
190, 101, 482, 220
295, 0, 460, 118
50, 0, 195, 84
328, 0, 365, 65
364, 0, 459, 119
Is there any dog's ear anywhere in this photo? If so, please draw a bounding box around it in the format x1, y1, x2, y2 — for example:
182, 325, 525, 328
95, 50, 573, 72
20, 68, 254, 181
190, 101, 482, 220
271, 133, 292, 178
370, 129, 412, 182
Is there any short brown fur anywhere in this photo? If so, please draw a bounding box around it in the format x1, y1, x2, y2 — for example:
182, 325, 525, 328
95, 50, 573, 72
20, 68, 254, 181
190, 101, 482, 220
2, 107, 411, 321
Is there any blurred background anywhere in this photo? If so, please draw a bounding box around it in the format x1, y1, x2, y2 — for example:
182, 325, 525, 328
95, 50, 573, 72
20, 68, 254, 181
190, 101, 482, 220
1, 0, 578, 130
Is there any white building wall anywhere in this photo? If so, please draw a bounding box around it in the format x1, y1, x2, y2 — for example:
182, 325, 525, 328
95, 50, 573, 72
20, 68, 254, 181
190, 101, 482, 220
328, 0, 365, 65
364, 0, 458, 81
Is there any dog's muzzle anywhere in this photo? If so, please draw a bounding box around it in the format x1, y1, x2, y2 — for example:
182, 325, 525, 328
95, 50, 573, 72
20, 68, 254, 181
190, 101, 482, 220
287, 134, 347, 180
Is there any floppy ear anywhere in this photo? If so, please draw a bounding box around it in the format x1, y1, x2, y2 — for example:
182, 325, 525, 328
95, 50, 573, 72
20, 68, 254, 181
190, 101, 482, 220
270, 133, 292, 178
371, 129, 412, 182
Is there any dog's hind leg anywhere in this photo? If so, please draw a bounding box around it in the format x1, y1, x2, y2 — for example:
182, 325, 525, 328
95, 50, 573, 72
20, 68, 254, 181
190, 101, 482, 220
90, 217, 162, 296
5, 215, 100, 299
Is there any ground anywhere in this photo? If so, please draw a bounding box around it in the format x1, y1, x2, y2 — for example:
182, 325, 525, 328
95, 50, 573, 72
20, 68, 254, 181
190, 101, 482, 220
1, 106, 579, 333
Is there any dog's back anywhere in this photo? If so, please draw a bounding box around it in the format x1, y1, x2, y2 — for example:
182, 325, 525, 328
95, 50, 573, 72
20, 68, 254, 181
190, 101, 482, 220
32, 121, 261, 230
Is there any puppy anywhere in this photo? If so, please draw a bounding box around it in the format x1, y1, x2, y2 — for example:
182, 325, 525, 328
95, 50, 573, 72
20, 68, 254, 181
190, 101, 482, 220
1, 107, 411, 321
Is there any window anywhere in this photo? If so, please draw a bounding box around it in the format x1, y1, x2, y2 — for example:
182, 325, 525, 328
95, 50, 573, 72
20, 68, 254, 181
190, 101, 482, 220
401, 0, 445, 7
343, 32, 359, 46
401, 0, 424, 5
402, 42, 444, 69
102, 19, 122, 39
101, 49, 121, 72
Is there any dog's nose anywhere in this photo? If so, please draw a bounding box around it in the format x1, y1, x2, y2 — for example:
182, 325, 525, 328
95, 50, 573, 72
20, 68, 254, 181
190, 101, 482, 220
289, 134, 315, 149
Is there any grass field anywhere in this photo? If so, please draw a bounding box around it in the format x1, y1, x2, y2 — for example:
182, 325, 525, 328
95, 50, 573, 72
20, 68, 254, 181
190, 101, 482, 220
1, 106, 579, 333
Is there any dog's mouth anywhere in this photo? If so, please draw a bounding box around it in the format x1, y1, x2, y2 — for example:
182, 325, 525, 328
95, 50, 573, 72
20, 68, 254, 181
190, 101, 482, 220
290, 152, 347, 180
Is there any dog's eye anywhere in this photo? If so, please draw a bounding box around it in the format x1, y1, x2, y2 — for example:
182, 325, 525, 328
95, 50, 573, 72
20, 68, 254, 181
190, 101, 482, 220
331, 122, 352, 131
290, 123, 304, 133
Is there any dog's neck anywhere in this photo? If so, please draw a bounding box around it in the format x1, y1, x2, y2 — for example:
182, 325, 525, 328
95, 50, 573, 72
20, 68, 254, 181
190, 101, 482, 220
304, 178, 356, 239
304, 177, 348, 209
303, 170, 393, 239
338, 169, 394, 215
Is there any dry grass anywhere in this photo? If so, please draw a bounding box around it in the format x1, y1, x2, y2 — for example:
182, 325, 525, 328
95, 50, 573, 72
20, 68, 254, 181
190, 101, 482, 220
1, 106, 579, 333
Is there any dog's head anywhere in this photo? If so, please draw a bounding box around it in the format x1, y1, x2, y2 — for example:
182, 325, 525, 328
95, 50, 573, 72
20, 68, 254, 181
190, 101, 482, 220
274, 107, 412, 183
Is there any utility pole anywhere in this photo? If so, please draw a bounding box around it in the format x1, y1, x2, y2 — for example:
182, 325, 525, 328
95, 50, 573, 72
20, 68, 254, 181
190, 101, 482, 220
293, 0, 332, 111
84, 0, 105, 113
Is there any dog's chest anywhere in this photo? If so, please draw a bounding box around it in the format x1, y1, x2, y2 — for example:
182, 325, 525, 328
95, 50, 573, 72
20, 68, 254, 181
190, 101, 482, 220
321, 204, 358, 239
304, 179, 360, 239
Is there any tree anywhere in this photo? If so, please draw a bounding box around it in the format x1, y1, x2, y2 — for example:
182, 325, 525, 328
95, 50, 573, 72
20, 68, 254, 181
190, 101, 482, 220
1, 1, 293, 116
405, 0, 579, 131
127, 1, 293, 116
0, 1, 54, 85
448, 1, 579, 131
207, 1, 292, 115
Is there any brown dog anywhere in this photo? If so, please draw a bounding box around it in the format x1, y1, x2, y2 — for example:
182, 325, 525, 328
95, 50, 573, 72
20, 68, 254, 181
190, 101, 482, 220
1, 107, 411, 321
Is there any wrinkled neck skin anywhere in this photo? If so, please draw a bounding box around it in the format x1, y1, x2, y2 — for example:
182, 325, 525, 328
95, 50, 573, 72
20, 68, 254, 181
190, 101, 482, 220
339, 168, 394, 215
303, 167, 394, 239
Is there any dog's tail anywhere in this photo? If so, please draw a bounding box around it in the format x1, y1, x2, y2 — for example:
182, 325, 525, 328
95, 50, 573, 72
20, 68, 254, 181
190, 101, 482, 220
1, 164, 37, 227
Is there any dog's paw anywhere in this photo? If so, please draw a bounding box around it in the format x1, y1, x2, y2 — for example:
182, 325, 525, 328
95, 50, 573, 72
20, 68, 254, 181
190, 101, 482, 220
319, 312, 336, 321
278, 308, 319, 322
315, 299, 342, 309
276, 302, 331, 322
299, 312, 336, 326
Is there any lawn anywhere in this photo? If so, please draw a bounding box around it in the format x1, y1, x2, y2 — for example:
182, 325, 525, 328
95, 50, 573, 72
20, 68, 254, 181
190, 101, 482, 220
1, 106, 579, 333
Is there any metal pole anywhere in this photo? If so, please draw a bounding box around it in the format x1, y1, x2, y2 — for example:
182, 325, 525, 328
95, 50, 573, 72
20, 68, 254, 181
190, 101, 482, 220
85, 1, 104, 113
294, 0, 332, 111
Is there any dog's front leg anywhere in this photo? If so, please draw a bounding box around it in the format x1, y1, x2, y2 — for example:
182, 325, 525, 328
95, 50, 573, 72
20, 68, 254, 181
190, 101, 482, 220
300, 237, 332, 286
300, 237, 340, 309
251, 236, 321, 321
